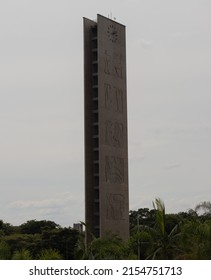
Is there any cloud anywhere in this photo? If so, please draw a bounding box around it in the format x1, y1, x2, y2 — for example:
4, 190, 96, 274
164, 163, 181, 170
139, 38, 153, 49
8, 192, 74, 210
170, 31, 183, 39
6, 192, 81, 226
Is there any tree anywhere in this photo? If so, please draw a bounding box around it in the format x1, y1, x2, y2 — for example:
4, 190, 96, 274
12, 249, 32, 260
195, 202, 211, 217
146, 198, 181, 259
20, 220, 59, 234
179, 217, 211, 259
38, 248, 63, 260
129, 228, 153, 259
0, 220, 16, 236
89, 232, 135, 260
4, 232, 40, 258
40, 227, 79, 260
0, 240, 11, 260
75, 222, 136, 260
129, 208, 156, 230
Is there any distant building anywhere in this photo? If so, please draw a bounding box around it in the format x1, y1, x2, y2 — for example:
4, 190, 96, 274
84, 14, 129, 244
73, 223, 83, 232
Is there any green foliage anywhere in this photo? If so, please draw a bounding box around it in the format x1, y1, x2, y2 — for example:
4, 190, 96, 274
0, 240, 11, 260
3, 232, 40, 258
129, 208, 156, 229
179, 218, 211, 259
129, 199, 211, 260
129, 229, 153, 259
38, 248, 63, 260
0, 220, 80, 260
12, 249, 32, 260
20, 220, 59, 234
147, 198, 181, 259
76, 231, 136, 260
39, 227, 79, 259
0, 220, 16, 236
88, 232, 133, 260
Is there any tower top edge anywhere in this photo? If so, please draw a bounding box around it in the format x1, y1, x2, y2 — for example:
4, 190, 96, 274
97, 14, 126, 27
83, 14, 126, 28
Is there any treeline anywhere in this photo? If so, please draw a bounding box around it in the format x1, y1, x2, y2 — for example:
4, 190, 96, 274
0, 219, 79, 260
0, 199, 211, 260
129, 199, 211, 260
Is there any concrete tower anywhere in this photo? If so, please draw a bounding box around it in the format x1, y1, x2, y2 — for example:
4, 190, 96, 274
84, 14, 129, 244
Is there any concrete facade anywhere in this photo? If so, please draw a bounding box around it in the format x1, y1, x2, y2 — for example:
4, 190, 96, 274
84, 15, 129, 244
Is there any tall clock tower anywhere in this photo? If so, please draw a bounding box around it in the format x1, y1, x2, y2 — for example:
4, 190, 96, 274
83, 14, 129, 244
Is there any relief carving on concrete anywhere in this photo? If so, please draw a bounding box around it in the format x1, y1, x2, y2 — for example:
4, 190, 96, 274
104, 50, 124, 79
105, 156, 124, 184
105, 120, 124, 148
106, 193, 125, 220
104, 50, 111, 75
104, 82, 112, 109
104, 83, 123, 113
113, 86, 123, 113
114, 65, 123, 79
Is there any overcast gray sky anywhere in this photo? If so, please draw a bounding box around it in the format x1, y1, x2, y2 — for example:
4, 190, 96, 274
0, 0, 210, 227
